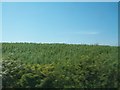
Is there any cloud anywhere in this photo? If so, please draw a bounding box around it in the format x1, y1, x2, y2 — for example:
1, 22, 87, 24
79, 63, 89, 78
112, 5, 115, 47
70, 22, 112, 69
80, 31, 99, 35
73, 31, 99, 35
52, 31, 99, 36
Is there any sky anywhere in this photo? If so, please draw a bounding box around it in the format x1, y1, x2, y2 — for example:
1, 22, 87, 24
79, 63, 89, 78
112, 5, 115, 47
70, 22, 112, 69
1, 2, 118, 46
1, 0, 120, 2
0, 3, 2, 42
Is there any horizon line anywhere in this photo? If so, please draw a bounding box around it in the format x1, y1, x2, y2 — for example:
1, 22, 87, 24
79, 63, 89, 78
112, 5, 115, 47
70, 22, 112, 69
1, 41, 118, 46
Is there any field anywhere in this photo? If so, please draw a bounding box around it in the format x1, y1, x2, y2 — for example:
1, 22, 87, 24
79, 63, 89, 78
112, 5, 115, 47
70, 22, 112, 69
1, 43, 118, 88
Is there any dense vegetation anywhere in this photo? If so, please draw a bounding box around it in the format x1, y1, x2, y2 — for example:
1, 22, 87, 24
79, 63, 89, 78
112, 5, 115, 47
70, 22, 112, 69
1, 43, 118, 88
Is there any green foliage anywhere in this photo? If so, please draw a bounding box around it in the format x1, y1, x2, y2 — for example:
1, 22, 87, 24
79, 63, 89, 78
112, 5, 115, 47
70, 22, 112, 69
2, 43, 118, 88
2, 59, 55, 88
